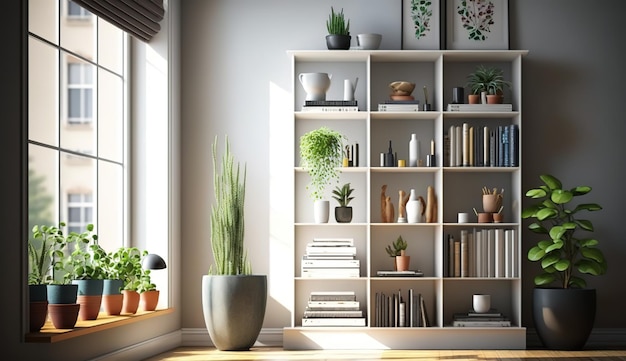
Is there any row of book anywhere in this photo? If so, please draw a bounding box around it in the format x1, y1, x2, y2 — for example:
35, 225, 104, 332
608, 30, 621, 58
302, 291, 366, 326
301, 238, 359, 278
444, 123, 519, 167
452, 308, 512, 327
301, 100, 358, 112
373, 289, 430, 327
446, 103, 513, 112
445, 228, 519, 278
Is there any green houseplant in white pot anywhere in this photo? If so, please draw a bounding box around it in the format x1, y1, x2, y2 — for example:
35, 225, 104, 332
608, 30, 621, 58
299, 126, 345, 223
522, 174, 607, 350
202, 136, 267, 351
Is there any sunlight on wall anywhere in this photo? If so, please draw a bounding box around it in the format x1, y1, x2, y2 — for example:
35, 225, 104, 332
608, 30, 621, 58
269, 80, 295, 323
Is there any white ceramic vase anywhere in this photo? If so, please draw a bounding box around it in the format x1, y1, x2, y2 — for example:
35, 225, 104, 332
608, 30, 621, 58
405, 189, 419, 224
299, 72, 332, 101
409, 133, 419, 167
313, 200, 330, 223
473, 294, 491, 313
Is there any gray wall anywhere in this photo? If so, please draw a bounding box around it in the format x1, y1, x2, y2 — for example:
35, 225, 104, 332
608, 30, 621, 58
181, 0, 626, 333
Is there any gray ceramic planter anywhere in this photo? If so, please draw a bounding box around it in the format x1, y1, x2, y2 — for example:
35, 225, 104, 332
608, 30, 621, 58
202, 274, 267, 350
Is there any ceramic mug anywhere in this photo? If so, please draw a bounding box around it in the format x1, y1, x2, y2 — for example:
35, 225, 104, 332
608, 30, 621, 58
473, 294, 491, 313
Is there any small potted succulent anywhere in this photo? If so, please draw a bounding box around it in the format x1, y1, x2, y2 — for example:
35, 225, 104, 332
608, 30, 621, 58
325, 6, 351, 50
332, 182, 354, 223
385, 235, 409, 271
465, 65, 511, 104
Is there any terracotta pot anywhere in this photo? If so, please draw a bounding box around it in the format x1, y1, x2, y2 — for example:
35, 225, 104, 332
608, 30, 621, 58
29, 301, 48, 332
396, 255, 411, 271
102, 294, 124, 315
486, 94, 503, 104
139, 290, 160, 311
77, 295, 102, 320
48, 303, 80, 329
122, 290, 140, 314
468, 94, 480, 104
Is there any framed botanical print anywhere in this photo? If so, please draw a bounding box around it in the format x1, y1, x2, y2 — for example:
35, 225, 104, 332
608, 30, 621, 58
402, 0, 441, 50
446, 0, 509, 50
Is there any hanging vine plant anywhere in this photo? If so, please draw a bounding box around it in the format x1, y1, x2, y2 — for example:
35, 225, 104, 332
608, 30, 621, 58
299, 127, 346, 201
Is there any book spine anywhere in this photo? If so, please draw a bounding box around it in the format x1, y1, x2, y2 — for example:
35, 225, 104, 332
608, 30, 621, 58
462, 123, 470, 166
509, 124, 518, 167
461, 230, 469, 277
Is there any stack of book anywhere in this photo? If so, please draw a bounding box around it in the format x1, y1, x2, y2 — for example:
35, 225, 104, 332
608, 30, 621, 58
452, 309, 511, 327
301, 100, 358, 112
374, 289, 429, 328
301, 238, 359, 278
377, 100, 420, 112
446, 103, 513, 112
302, 291, 365, 326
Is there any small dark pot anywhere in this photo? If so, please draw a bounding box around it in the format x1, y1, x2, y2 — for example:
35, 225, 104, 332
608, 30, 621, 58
533, 288, 596, 350
326, 35, 351, 50
335, 206, 353, 223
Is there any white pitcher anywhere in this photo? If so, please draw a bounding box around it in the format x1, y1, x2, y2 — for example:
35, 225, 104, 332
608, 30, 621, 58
299, 72, 332, 101
343, 77, 358, 101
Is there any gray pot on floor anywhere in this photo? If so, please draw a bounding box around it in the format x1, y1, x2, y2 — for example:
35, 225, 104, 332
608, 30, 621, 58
202, 274, 267, 350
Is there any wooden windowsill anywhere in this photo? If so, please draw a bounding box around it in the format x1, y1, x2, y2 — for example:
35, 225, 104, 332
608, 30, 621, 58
25, 308, 174, 343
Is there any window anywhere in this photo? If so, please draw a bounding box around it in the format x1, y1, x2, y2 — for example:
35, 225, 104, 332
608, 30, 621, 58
67, 0, 91, 19
67, 62, 94, 124
67, 193, 93, 233
28, 0, 127, 255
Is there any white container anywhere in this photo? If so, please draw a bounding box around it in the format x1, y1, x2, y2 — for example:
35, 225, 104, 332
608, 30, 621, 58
356, 33, 382, 50
299, 72, 332, 101
405, 189, 420, 224
473, 294, 491, 313
313, 200, 329, 223
409, 134, 419, 167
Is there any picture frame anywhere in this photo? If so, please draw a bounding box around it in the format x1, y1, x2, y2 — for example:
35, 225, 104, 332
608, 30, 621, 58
445, 0, 509, 50
402, 0, 441, 50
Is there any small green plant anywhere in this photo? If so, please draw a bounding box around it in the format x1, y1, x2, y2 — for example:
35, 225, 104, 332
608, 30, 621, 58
332, 183, 354, 207
522, 174, 607, 288
299, 126, 346, 201
63, 224, 107, 282
110, 246, 145, 291
136, 268, 157, 293
385, 235, 407, 257
466, 65, 511, 95
326, 6, 350, 35
210, 135, 250, 275
28, 223, 66, 285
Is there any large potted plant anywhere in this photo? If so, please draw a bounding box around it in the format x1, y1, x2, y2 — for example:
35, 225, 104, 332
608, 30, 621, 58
325, 6, 351, 50
299, 126, 345, 223
522, 174, 608, 350
202, 136, 267, 351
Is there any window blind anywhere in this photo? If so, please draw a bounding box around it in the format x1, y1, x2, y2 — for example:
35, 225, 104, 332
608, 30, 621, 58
71, 0, 165, 42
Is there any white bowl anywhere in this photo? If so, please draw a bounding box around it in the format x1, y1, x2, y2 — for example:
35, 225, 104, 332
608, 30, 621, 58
357, 33, 382, 50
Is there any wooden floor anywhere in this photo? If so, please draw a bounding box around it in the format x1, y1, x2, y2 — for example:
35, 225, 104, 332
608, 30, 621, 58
143, 347, 626, 361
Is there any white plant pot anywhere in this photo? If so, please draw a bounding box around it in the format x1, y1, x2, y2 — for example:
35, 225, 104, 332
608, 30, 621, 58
313, 200, 330, 223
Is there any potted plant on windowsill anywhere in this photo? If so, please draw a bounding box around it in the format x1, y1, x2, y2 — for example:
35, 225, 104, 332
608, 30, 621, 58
522, 174, 608, 350
299, 126, 346, 223
202, 135, 267, 351
64, 224, 107, 321
100, 248, 125, 316
112, 246, 144, 314
137, 268, 159, 312
326, 6, 351, 50
332, 182, 354, 223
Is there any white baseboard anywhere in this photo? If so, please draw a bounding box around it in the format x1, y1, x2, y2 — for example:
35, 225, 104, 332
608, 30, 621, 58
92, 330, 182, 361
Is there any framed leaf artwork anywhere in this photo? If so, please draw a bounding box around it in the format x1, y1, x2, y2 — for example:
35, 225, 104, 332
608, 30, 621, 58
446, 0, 509, 50
402, 0, 441, 50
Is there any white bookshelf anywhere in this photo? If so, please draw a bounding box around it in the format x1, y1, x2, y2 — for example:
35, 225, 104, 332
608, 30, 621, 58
283, 50, 528, 350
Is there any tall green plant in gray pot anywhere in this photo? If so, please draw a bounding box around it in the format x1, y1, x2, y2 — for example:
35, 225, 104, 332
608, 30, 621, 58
202, 135, 267, 351
299, 126, 345, 223
522, 174, 608, 350
325, 6, 351, 50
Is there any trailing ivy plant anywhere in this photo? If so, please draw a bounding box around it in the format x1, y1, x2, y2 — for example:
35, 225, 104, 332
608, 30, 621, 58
326, 6, 350, 35
522, 174, 608, 288
299, 126, 345, 201
209, 135, 250, 275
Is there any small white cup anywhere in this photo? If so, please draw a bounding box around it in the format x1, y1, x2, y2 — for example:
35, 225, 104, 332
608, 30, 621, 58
457, 212, 469, 223
473, 294, 491, 313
